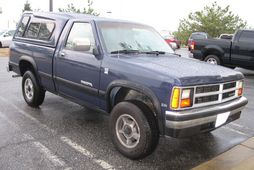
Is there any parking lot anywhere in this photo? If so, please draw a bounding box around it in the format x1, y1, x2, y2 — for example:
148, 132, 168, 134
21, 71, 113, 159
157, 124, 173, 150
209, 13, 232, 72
0, 48, 254, 170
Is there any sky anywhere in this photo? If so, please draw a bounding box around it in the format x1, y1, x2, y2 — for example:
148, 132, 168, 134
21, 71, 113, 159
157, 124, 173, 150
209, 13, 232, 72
0, 0, 253, 32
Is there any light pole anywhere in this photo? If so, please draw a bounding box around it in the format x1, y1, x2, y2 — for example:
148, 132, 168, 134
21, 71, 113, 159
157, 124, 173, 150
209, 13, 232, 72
49, 0, 53, 12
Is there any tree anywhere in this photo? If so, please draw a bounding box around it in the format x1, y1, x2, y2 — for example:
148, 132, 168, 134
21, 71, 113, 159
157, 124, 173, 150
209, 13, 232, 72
58, 0, 99, 16
174, 2, 247, 45
23, 0, 32, 12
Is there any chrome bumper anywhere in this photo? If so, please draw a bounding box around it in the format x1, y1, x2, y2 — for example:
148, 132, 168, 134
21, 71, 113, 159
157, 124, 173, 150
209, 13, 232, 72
165, 97, 248, 135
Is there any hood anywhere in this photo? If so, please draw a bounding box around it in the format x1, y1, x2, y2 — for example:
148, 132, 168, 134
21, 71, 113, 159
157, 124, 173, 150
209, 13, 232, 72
111, 54, 244, 86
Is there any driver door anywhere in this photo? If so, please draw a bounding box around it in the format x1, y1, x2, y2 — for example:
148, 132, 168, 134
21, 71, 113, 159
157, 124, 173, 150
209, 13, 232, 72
54, 22, 101, 106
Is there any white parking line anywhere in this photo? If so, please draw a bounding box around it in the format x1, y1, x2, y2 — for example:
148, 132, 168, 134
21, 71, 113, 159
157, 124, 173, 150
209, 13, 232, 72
0, 111, 69, 169
33, 141, 67, 167
222, 126, 250, 137
61, 136, 115, 170
230, 122, 245, 128
0, 97, 56, 135
0, 97, 116, 170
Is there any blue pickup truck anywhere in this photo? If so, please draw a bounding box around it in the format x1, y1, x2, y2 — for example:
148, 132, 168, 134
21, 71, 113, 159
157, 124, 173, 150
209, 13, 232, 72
8, 12, 248, 159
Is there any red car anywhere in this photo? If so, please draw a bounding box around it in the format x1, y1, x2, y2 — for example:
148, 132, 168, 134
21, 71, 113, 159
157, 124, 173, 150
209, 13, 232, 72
163, 35, 181, 49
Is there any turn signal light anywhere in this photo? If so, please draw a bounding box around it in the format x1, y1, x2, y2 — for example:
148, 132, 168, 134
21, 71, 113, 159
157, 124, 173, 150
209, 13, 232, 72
171, 88, 180, 109
238, 81, 243, 96
180, 98, 191, 108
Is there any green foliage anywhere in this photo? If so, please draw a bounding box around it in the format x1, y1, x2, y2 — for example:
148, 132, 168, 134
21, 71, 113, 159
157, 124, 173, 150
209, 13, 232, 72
23, 0, 32, 12
58, 0, 99, 16
175, 2, 247, 45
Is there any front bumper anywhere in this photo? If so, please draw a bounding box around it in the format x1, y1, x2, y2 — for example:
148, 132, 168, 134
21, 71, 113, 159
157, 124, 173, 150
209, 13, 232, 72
165, 97, 248, 138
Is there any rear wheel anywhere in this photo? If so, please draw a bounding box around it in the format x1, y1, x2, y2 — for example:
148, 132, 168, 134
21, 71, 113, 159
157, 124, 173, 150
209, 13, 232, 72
109, 101, 159, 159
22, 71, 45, 107
204, 55, 221, 65
0, 42, 2, 48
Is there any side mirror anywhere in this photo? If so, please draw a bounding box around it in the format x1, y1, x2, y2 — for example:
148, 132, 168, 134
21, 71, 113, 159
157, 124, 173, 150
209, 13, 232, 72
73, 38, 91, 51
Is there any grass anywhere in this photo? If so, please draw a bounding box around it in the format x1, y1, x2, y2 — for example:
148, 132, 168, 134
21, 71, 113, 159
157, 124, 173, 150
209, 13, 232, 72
0, 48, 9, 57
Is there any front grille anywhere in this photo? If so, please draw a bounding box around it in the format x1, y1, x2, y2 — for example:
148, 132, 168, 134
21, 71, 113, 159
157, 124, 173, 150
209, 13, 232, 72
192, 81, 239, 108
222, 91, 235, 99
195, 95, 219, 104
196, 85, 219, 94
223, 82, 236, 90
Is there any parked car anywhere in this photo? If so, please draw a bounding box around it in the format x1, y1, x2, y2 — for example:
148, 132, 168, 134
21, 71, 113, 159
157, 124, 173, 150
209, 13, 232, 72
0, 29, 15, 47
8, 12, 248, 159
188, 32, 209, 51
219, 34, 233, 40
163, 35, 181, 49
192, 29, 254, 70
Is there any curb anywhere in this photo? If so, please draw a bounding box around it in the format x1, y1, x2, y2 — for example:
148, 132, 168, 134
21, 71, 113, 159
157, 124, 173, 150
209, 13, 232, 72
192, 137, 254, 170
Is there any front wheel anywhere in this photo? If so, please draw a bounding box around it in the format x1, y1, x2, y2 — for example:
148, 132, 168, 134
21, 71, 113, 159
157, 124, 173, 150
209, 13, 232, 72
109, 101, 159, 159
22, 71, 45, 107
204, 55, 221, 65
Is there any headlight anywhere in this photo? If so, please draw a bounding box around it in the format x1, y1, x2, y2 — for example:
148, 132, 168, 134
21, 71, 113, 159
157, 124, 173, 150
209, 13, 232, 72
171, 87, 194, 109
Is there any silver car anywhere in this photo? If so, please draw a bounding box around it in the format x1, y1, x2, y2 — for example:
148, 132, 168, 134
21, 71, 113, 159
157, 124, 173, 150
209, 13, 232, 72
0, 29, 15, 48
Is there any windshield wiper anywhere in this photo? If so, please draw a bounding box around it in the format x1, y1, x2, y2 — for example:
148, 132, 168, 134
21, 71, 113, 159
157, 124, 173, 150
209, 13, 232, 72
144, 51, 166, 55
168, 52, 181, 57
110, 49, 140, 54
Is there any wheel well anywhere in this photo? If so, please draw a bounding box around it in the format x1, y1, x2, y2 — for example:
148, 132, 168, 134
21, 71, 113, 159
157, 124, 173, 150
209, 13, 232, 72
108, 87, 157, 116
19, 60, 35, 76
203, 49, 222, 61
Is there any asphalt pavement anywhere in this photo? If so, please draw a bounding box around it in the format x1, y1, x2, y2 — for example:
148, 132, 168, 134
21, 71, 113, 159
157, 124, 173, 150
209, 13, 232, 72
0, 48, 254, 170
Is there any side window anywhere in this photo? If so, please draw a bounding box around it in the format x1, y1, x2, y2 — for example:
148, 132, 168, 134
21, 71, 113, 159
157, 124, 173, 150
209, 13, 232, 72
23, 20, 55, 40
239, 31, 254, 43
25, 23, 40, 39
38, 23, 55, 40
16, 16, 30, 37
65, 22, 95, 53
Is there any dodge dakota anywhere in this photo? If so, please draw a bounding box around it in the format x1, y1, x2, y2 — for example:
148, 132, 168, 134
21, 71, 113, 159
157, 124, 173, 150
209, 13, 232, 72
8, 12, 248, 159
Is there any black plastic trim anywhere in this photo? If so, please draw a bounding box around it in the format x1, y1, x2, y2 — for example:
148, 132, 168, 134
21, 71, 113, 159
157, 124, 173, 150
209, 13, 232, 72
55, 76, 98, 96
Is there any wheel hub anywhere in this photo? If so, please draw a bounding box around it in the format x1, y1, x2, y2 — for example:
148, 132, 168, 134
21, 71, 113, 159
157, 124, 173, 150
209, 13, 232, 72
116, 114, 140, 149
207, 58, 218, 65
24, 78, 34, 100
123, 125, 132, 136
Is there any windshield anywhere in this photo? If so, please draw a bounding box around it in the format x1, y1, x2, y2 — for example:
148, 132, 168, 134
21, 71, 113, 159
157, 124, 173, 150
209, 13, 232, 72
98, 22, 174, 54
190, 33, 207, 39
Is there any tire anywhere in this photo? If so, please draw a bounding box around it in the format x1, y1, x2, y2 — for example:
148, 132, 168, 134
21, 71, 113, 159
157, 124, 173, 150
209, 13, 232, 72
0, 42, 2, 48
22, 71, 45, 107
109, 101, 159, 159
204, 55, 221, 65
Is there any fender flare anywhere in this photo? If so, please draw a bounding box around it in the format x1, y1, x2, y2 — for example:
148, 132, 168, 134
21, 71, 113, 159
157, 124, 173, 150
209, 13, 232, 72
19, 56, 40, 82
202, 45, 224, 59
105, 80, 164, 134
